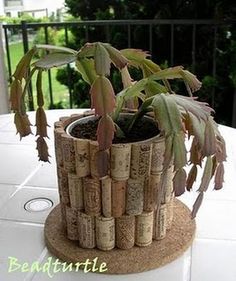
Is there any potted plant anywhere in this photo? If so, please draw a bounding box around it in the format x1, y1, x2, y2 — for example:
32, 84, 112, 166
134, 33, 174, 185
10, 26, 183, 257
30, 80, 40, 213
10, 42, 226, 273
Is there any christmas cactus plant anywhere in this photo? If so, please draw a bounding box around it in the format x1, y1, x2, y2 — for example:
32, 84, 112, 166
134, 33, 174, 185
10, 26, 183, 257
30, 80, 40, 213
10, 42, 226, 217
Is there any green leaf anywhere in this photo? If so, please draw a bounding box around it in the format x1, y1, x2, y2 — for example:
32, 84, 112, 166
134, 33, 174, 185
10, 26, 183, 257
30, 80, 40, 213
36, 44, 77, 54
173, 132, 187, 170
90, 76, 116, 116
13, 47, 36, 80
94, 42, 111, 76
152, 93, 183, 135
117, 78, 148, 100
34, 52, 77, 69
78, 42, 95, 58
142, 59, 161, 77
187, 112, 205, 147
76, 58, 97, 85
121, 48, 149, 67
144, 80, 168, 97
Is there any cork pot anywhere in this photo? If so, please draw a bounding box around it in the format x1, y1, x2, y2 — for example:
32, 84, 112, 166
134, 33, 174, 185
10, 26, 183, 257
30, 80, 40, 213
54, 112, 176, 251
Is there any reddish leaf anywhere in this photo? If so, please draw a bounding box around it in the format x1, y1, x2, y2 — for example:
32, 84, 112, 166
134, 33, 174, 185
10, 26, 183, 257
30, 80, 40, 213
198, 156, 213, 192
104, 44, 128, 69
173, 168, 186, 196
173, 132, 187, 171
189, 138, 202, 166
214, 162, 224, 190
191, 191, 204, 219
90, 76, 116, 116
10, 79, 22, 111
215, 136, 227, 162
203, 118, 216, 156
14, 112, 32, 139
186, 165, 198, 191
36, 136, 50, 162
35, 107, 49, 138
96, 150, 109, 178
211, 155, 217, 178
97, 115, 115, 150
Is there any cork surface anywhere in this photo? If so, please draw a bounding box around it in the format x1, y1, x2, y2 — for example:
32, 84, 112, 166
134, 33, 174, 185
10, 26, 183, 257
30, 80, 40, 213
45, 199, 196, 274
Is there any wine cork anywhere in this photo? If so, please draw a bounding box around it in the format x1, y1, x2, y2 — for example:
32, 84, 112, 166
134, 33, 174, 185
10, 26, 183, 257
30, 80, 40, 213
54, 121, 63, 129
89, 141, 100, 178
61, 134, 75, 173
163, 166, 174, 203
83, 177, 101, 216
101, 177, 112, 217
166, 197, 174, 230
130, 143, 152, 179
68, 173, 84, 210
60, 114, 83, 128
151, 138, 165, 174
143, 174, 161, 211
77, 212, 96, 248
154, 204, 167, 240
74, 139, 90, 177
135, 211, 153, 247
54, 128, 64, 167
66, 206, 79, 240
126, 178, 144, 215
96, 217, 115, 251
57, 167, 70, 205
116, 215, 135, 249
111, 143, 131, 180
112, 180, 126, 217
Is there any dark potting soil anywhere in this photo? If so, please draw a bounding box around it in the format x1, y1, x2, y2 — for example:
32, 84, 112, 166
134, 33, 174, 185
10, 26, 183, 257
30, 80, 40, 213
71, 116, 160, 144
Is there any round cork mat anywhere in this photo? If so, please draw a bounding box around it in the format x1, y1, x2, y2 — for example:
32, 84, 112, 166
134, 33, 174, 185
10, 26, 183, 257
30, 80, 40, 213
45, 199, 195, 274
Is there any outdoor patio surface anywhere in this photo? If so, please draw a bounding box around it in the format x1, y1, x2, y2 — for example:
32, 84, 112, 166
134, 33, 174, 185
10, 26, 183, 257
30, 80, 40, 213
0, 109, 236, 281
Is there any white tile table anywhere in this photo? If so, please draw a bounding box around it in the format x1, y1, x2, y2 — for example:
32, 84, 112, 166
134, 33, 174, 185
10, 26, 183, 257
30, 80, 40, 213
0, 109, 236, 281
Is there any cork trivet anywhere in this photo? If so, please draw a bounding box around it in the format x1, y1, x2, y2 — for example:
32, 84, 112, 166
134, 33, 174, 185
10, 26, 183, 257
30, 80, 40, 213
65, 206, 79, 240
151, 138, 165, 174
126, 178, 144, 215
61, 133, 76, 173
60, 202, 67, 230
154, 204, 167, 240
130, 143, 152, 179
74, 139, 90, 177
54, 128, 64, 167
110, 143, 131, 180
143, 174, 161, 211
116, 215, 135, 249
57, 167, 70, 205
112, 180, 126, 217
68, 173, 84, 210
101, 177, 112, 217
77, 212, 96, 249
83, 177, 101, 216
166, 197, 174, 230
45, 199, 196, 274
135, 211, 153, 247
96, 217, 115, 251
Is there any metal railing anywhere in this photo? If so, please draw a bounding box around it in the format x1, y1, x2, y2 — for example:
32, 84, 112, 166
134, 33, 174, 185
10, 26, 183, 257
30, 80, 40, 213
2, 19, 236, 126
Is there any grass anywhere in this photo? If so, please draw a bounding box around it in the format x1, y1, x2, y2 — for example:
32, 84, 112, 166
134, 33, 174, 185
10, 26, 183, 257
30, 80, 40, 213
7, 42, 70, 109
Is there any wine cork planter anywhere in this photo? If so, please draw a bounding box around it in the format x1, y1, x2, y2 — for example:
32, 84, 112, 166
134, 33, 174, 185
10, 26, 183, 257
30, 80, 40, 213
44, 112, 196, 273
